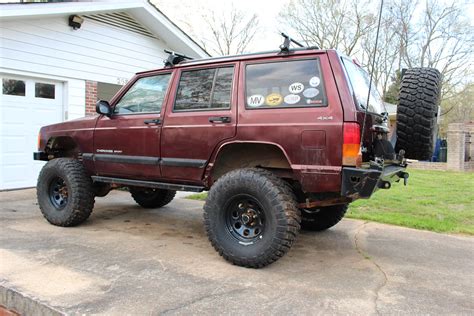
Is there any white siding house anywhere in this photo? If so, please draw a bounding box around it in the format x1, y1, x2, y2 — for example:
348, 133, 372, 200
0, 0, 208, 190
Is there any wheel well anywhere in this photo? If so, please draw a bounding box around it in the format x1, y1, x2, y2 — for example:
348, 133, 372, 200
46, 136, 78, 158
211, 143, 292, 181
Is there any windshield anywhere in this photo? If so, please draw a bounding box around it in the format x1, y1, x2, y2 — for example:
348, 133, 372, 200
342, 58, 385, 114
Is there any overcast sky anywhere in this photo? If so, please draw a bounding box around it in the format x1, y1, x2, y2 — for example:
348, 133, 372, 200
153, 0, 474, 55
153, 0, 297, 53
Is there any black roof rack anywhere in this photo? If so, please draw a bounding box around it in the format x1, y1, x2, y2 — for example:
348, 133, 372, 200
279, 33, 319, 54
164, 49, 194, 67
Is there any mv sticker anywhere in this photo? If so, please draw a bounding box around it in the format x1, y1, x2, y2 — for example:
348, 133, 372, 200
284, 94, 301, 105
288, 82, 304, 94
247, 94, 265, 107
265, 93, 283, 106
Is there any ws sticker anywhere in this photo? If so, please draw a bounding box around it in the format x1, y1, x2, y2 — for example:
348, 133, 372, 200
289, 82, 304, 94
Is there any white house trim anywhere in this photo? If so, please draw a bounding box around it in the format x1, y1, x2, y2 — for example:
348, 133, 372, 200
0, 0, 208, 190
0, 0, 209, 59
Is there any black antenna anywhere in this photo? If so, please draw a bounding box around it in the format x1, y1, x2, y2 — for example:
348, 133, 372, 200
359, 0, 384, 149
164, 49, 194, 67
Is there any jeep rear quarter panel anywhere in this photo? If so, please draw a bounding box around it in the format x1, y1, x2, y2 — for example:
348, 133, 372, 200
231, 52, 344, 193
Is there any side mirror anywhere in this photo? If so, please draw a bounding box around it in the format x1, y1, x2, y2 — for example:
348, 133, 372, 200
96, 100, 112, 117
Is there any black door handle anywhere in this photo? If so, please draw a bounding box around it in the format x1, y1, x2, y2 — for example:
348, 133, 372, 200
144, 119, 161, 125
209, 116, 231, 123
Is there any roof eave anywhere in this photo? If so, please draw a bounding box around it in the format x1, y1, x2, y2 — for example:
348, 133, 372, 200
0, 2, 142, 20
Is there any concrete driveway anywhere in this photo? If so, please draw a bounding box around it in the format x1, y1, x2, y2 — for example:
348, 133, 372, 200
1, 189, 473, 315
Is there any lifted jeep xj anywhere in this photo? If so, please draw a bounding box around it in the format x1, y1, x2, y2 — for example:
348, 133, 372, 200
34, 46, 441, 268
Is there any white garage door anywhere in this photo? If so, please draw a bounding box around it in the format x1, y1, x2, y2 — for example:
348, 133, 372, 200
1, 75, 63, 190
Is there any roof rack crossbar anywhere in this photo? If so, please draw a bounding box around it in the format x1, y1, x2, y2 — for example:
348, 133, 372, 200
279, 33, 319, 54
280, 32, 303, 53
164, 49, 194, 67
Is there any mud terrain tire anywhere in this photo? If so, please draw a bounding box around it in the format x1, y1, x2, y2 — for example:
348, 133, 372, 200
37, 158, 95, 226
204, 168, 301, 268
395, 68, 442, 160
300, 204, 348, 231
130, 188, 176, 208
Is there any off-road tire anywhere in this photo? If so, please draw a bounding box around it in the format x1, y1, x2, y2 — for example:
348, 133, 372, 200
204, 168, 301, 268
300, 204, 348, 231
130, 188, 176, 208
396, 68, 442, 160
37, 158, 95, 227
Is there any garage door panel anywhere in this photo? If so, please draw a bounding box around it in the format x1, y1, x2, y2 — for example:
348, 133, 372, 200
1, 75, 64, 190
2, 135, 27, 154
2, 165, 29, 184
2, 107, 28, 123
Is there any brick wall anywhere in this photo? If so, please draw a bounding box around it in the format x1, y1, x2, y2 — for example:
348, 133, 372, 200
85, 80, 97, 116
408, 161, 447, 171
447, 123, 467, 171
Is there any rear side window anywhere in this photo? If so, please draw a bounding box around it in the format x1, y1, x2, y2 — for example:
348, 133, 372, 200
174, 66, 234, 111
114, 74, 171, 114
245, 59, 327, 109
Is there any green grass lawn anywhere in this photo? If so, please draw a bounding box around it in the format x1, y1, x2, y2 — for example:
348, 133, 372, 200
187, 169, 474, 235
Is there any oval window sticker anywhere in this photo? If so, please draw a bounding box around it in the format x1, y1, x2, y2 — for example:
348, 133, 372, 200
288, 82, 304, 94
284, 94, 301, 105
265, 93, 283, 106
247, 94, 265, 107
309, 76, 320, 87
303, 88, 320, 98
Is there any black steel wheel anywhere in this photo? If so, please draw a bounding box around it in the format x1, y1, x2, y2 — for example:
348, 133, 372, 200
225, 195, 265, 242
48, 176, 68, 209
37, 158, 95, 227
204, 168, 301, 268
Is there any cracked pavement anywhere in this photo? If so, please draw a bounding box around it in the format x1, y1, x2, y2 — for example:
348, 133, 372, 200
1, 189, 473, 315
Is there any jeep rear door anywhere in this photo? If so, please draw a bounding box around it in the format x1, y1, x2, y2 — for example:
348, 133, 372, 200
92, 72, 172, 180
160, 63, 238, 183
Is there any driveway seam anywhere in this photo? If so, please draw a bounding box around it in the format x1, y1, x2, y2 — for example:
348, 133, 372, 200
354, 221, 389, 315
158, 288, 243, 315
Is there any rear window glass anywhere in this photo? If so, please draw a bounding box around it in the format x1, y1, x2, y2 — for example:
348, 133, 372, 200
342, 58, 385, 114
174, 67, 234, 111
245, 59, 327, 109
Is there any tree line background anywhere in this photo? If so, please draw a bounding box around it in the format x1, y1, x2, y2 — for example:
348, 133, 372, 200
155, 0, 473, 136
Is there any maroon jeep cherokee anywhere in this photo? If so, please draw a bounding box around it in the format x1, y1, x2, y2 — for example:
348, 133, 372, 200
34, 47, 441, 268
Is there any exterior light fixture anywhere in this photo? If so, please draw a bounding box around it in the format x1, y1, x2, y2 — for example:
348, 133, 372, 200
68, 15, 84, 30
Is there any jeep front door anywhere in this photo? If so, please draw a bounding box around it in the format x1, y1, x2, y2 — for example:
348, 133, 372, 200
92, 73, 171, 180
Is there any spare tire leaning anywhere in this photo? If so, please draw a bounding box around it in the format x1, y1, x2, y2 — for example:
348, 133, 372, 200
395, 68, 442, 161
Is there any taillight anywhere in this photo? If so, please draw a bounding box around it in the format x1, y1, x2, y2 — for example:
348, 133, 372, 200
343, 123, 362, 167
37, 131, 42, 151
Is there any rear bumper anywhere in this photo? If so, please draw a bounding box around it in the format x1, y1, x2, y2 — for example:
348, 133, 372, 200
341, 165, 408, 199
